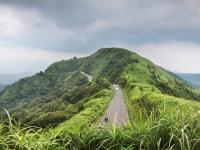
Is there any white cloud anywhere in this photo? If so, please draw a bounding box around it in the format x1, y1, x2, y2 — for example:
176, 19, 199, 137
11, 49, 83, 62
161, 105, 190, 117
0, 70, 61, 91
0, 5, 24, 37
0, 40, 200, 74
86, 20, 110, 34
0, 42, 84, 74
0, 4, 76, 49
114, 42, 200, 73
0, 1, 200, 74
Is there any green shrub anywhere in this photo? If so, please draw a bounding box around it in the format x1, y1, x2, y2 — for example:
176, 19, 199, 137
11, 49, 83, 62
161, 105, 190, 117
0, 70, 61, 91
28, 112, 67, 128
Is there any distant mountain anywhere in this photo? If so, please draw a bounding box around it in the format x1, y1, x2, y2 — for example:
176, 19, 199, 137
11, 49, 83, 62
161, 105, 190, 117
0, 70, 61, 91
0, 48, 200, 127
0, 84, 5, 91
177, 73, 200, 87
0, 73, 34, 84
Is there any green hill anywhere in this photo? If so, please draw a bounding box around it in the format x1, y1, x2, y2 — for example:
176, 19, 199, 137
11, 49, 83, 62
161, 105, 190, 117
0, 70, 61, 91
45, 48, 200, 99
0, 68, 111, 127
1, 48, 200, 149
0, 48, 200, 126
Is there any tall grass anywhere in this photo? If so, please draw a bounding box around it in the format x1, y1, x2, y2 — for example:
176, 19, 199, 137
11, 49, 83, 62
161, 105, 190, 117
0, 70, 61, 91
1, 84, 200, 149
1, 107, 200, 150
0, 89, 112, 150
68, 108, 200, 150
0, 109, 54, 149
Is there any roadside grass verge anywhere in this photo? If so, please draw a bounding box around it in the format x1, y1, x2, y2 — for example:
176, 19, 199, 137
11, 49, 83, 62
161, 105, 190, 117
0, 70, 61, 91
64, 108, 200, 150
125, 83, 200, 121
50, 89, 112, 135
2, 107, 200, 149
0, 89, 112, 149
2, 84, 200, 149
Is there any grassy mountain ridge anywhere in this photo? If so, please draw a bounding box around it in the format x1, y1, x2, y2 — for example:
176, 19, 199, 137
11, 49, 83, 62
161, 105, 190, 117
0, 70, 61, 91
1, 48, 200, 149
120, 50, 200, 100
46, 48, 134, 82
0, 70, 110, 127
46, 48, 200, 100
0, 48, 200, 126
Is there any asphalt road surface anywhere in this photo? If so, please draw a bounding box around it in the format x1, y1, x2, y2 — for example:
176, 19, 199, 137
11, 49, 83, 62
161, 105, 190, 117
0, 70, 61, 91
80, 71, 92, 82
101, 85, 128, 127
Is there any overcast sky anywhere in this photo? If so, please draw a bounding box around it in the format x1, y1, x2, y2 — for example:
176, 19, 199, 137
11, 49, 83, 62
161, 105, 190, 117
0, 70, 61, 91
0, 0, 200, 74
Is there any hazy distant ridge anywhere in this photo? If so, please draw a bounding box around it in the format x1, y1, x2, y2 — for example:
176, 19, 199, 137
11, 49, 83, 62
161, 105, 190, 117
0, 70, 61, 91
0, 73, 34, 84
178, 73, 200, 87
0, 84, 5, 91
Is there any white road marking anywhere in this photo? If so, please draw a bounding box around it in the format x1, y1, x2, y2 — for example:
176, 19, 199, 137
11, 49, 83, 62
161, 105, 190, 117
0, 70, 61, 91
113, 112, 118, 127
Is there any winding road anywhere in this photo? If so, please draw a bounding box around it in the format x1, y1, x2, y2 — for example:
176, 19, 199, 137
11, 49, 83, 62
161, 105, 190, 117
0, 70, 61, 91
80, 71, 128, 127
80, 71, 93, 82
101, 85, 128, 127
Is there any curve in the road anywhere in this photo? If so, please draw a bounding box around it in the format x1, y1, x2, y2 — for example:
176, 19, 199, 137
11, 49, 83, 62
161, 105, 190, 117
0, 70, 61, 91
80, 71, 92, 82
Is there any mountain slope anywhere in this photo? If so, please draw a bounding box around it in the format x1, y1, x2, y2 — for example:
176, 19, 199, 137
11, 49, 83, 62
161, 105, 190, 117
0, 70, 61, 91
0, 48, 200, 127
0, 70, 110, 127
120, 53, 200, 100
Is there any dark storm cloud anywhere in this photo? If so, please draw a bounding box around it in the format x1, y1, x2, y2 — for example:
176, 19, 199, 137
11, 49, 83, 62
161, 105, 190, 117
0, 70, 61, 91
0, 0, 200, 73
1, 0, 200, 53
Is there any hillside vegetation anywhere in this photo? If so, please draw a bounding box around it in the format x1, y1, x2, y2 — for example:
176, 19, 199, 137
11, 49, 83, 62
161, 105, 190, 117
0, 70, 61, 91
1, 48, 200, 149
0, 70, 111, 127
